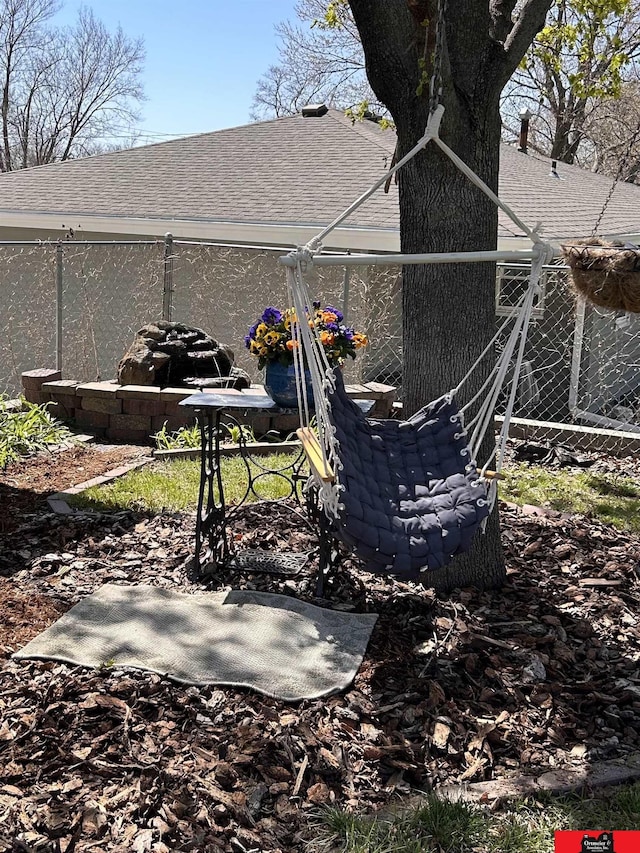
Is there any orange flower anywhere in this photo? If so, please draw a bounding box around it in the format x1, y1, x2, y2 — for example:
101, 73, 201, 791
286, 340, 299, 351
320, 330, 335, 345
352, 333, 368, 348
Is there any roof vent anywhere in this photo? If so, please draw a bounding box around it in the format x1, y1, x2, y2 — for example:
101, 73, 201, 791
302, 103, 328, 117
549, 160, 561, 179
518, 107, 532, 154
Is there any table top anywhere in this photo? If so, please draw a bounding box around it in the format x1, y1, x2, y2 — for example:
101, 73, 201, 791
179, 389, 376, 416
179, 390, 278, 411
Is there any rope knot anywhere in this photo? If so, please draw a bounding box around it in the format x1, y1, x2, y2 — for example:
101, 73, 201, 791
303, 237, 323, 255
294, 245, 314, 272
532, 239, 555, 266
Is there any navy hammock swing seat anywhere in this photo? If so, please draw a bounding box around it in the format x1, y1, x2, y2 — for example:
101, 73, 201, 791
325, 369, 490, 579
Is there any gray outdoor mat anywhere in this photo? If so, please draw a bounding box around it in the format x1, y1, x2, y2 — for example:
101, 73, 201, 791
13, 584, 378, 702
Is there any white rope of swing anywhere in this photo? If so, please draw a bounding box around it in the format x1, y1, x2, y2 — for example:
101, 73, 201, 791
285, 261, 342, 511
469, 252, 545, 472
283, 105, 554, 508
307, 105, 543, 255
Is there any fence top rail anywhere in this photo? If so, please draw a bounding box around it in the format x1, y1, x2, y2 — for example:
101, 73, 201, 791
172, 238, 353, 256
0, 239, 162, 247
280, 248, 557, 268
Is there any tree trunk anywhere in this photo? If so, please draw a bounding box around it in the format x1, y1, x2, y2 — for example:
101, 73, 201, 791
346, 0, 554, 591
397, 99, 506, 591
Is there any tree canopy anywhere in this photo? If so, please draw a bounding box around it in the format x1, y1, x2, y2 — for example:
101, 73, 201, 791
251, 0, 380, 120
0, 0, 145, 171
505, 0, 640, 167
254, 0, 640, 179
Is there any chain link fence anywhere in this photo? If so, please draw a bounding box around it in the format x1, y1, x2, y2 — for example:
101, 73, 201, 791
1, 238, 638, 451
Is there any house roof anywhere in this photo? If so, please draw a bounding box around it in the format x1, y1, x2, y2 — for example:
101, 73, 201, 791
0, 108, 637, 249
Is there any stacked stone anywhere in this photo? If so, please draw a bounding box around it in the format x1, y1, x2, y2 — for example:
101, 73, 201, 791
117, 321, 250, 390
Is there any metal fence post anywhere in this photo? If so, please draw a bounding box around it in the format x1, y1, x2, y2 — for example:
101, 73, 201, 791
56, 241, 63, 372
163, 232, 174, 321
341, 250, 351, 319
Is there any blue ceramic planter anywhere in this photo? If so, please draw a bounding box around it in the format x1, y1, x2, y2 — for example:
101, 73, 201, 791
264, 361, 314, 409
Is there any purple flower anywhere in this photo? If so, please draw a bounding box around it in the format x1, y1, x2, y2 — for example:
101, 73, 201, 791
262, 307, 283, 325
343, 327, 355, 341
244, 334, 251, 348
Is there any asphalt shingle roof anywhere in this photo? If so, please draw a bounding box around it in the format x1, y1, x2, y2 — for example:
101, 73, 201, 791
0, 108, 637, 241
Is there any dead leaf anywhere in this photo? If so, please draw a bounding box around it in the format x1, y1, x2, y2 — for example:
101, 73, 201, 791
307, 782, 331, 804
82, 800, 107, 835
432, 721, 451, 750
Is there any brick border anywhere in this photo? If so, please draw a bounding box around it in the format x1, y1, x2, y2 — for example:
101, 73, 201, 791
425, 752, 640, 805
47, 456, 153, 514
23, 370, 396, 444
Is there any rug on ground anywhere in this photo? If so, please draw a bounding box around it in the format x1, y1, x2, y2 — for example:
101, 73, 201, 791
13, 583, 378, 702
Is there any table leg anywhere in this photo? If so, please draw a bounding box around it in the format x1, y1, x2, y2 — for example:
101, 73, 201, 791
194, 408, 228, 578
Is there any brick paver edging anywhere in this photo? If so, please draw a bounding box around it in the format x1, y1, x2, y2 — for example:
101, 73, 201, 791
47, 456, 153, 515
425, 752, 640, 805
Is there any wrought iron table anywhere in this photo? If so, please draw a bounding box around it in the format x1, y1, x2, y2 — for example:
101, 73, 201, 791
179, 388, 317, 581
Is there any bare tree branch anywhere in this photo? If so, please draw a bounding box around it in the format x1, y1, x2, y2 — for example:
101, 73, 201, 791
500, 0, 553, 84
0, 0, 144, 170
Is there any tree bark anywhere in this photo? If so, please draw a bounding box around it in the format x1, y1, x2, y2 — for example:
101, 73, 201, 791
348, 0, 551, 591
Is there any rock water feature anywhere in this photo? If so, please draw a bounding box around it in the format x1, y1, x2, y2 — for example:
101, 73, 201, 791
117, 321, 250, 390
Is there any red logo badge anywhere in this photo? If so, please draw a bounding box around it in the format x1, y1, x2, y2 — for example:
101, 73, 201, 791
555, 831, 640, 853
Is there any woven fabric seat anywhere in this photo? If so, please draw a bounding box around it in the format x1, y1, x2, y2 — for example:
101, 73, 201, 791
327, 373, 490, 579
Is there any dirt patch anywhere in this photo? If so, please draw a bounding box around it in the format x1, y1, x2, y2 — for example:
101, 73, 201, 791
0, 443, 147, 534
0, 578, 67, 658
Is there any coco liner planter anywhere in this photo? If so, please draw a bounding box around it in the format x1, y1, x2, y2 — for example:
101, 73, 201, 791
562, 238, 640, 313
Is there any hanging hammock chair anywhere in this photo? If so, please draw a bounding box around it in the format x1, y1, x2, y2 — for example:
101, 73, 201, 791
280, 108, 558, 581
318, 369, 490, 578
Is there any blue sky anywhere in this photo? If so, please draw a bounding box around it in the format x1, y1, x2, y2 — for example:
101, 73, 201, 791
56, 1, 298, 143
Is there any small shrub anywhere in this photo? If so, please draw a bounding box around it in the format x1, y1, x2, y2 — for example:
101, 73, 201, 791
154, 422, 201, 450
0, 395, 74, 469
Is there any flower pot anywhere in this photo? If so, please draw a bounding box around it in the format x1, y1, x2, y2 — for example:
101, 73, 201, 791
264, 362, 314, 409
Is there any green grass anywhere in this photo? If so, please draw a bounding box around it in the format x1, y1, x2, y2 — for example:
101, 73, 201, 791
69, 453, 640, 532
68, 453, 303, 512
502, 463, 640, 533
0, 395, 74, 469
315, 784, 640, 852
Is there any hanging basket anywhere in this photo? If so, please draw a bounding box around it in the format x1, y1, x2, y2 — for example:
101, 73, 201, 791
562, 238, 640, 313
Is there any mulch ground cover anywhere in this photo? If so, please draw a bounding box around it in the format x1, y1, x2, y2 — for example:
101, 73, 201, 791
0, 443, 639, 851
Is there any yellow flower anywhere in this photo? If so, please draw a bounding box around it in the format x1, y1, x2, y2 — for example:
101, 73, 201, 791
284, 311, 297, 329
264, 331, 281, 345
258, 346, 269, 356
256, 323, 268, 336
250, 340, 261, 353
